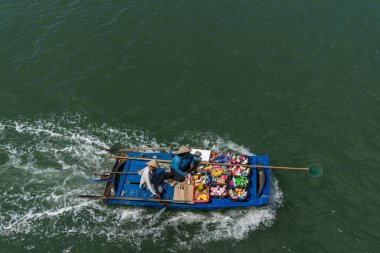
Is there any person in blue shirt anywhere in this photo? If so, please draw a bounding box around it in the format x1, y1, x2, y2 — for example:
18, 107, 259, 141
167, 145, 195, 182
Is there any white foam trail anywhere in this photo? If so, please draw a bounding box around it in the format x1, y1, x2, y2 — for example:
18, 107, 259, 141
0, 113, 283, 252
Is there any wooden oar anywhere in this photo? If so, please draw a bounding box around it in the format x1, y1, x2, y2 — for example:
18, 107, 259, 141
89, 178, 140, 184
107, 155, 323, 177
107, 155, 171, 163
105, 147, 173, 152
94, 171, 139, 177
105, 146, 202, 153
78, 195, 194, 204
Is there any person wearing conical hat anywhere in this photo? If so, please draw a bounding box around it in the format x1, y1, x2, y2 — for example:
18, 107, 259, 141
138, 159, 164, 198
167, 145, 195, 182
146, 159, 160, 168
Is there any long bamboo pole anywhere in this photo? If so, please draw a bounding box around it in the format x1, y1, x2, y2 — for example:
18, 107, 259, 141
107, 155, 308, 171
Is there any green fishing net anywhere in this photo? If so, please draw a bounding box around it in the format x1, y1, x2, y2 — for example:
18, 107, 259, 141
308, 163, 323, 177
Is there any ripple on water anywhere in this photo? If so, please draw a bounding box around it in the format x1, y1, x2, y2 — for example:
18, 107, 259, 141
0, 113, 283, 252
0, 152, 9, 165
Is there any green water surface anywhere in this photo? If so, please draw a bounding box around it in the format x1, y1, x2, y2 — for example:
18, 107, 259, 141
1, 1, 379, 252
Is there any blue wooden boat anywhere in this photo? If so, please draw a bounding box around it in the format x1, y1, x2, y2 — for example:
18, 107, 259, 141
85, 151, 271, 209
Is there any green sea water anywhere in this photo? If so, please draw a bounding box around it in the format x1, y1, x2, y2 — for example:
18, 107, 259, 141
1, 1, 379, 252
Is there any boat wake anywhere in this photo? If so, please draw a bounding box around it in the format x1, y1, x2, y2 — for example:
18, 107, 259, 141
0, 113, 283, 252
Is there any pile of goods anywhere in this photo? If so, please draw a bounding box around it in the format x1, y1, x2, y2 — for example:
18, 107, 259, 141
228, 188, 249, 201
192, 174, 210, 203
195, 165, 227, 184
229, 166, 251, 176
197, 164, 229, 175
194, 184, 210, 203
188, 151, 253, 203
210, 185, 228, 198
193, 174, 209, 185
210, 153, 230, 163
228, 176, 250, 188
210, 152, 249, 165
210, 165, 223, 177
211, 174, 228, 184
230, 153, 249, 164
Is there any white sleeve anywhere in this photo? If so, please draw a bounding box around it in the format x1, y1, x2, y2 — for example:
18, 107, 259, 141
145, 172, 157, 195
138, 166, 148, 176
139, 167, 148, 188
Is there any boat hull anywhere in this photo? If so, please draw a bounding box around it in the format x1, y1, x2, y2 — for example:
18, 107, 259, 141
103, 152, 271, 209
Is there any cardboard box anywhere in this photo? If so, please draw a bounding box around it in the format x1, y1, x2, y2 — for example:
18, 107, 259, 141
173, 182, 194, 202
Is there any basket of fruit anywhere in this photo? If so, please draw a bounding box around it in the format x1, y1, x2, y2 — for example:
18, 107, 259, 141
228, 188, 250, 201
210, 165, 223, 177
193, 184, 210, 203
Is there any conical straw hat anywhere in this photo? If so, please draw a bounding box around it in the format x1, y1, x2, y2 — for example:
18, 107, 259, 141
146, 159, 160, 168
177, 145, 191, 154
